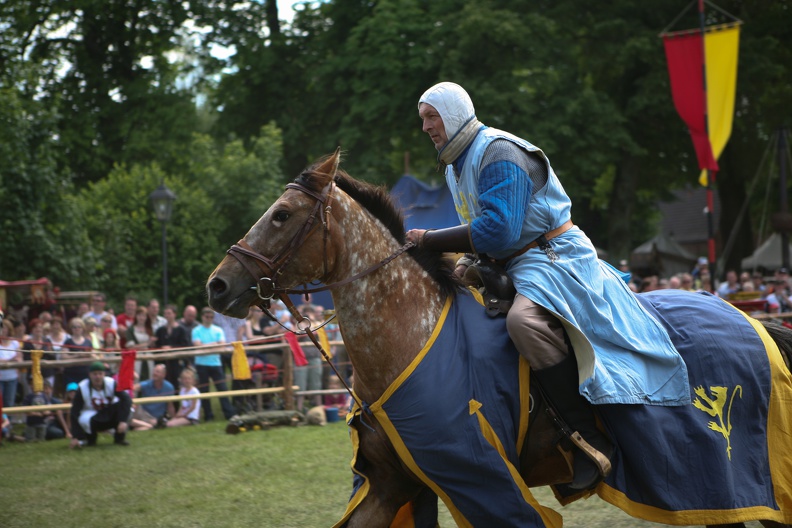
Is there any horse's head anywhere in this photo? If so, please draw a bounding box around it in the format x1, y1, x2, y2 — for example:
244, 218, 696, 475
207, 151, 343, 318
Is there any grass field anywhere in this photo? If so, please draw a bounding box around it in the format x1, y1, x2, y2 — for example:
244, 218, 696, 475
0, 420, 763, 528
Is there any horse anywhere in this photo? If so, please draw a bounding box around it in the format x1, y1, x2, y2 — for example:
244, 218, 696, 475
206, 151, 792, 528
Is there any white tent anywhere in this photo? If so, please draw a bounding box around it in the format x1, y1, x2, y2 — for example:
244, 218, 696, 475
740, 233, 792, 271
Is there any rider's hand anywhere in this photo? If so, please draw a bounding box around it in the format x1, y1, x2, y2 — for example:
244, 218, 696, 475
454, 264, 469, 278
405, 229, 427, 247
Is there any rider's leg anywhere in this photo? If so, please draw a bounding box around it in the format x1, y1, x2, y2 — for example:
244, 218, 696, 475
506, 293, 612, 490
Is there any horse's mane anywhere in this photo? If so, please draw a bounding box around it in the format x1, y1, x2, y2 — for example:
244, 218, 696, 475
760, 319, 792, 371
295, 161, 461, 299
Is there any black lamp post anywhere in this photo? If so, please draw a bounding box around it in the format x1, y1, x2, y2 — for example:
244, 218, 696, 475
149, 183, 176, 306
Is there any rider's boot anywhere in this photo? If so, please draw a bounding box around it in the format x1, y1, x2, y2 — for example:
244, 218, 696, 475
532, 355, 613, 490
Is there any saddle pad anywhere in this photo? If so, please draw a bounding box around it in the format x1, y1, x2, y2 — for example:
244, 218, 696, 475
587, 290, 792, 525
335, 291, 561, 528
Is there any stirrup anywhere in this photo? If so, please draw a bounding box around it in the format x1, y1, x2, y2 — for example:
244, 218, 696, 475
569, 430, 612, 478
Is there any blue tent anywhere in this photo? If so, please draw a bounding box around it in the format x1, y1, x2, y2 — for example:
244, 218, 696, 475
390, 174, 459, 230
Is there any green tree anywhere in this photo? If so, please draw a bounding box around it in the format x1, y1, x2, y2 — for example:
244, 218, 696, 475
2, 0, 202, 185
72, 125, 285, 307
74, 163, 218, 307
3, 0, 791, 296
0, 83, 93, 286
189, 123, 285, 248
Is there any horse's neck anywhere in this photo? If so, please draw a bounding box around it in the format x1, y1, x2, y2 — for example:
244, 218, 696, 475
330, 201, 445, 402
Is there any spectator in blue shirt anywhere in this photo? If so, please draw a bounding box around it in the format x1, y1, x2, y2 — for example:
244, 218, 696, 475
192, 308, 235, 421
135, 364, 175, 427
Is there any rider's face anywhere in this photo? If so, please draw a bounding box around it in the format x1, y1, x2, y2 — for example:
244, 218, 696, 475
419, 103, 448, 151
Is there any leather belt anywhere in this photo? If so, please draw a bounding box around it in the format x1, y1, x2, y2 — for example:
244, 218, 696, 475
496, 220, 574, 265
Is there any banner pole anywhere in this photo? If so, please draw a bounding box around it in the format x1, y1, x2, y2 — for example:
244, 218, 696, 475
780, 128, 790, 270
698, 0, 717, 286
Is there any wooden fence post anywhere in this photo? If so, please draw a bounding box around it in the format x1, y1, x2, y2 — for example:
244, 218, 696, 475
283, 345, 294, 410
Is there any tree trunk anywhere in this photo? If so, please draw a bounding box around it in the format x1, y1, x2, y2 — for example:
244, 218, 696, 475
265, 0, 281, 41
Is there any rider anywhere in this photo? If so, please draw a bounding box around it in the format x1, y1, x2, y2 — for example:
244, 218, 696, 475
407, 82, 690, 490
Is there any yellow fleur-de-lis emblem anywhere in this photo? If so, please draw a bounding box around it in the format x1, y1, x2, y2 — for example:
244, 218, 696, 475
454, 190, 474, 224
692, 385, 743, 460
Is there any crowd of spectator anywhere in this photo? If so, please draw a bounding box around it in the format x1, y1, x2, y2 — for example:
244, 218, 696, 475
8, 258, 785, 446
624, 256, 790, 314
0, 291, 347, 447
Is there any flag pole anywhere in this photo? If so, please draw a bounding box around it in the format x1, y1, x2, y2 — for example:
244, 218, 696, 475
780, 128, 790, 270
698, 0, 717, 286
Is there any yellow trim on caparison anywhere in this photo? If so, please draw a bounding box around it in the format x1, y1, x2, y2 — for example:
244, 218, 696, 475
368, 295, 453, 414
332, 408, 372, 528
740, 313, 792, 521
373, 404, 473, 528
598, 483, 788, 526
470, 399, 563, 528
593, 307, 792, 526
361, 296, 472, 526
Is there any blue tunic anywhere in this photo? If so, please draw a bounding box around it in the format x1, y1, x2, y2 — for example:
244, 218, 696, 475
447, 127, 690, 405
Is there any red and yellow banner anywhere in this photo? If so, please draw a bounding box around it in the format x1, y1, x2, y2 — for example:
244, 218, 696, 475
662, 24, 740, 185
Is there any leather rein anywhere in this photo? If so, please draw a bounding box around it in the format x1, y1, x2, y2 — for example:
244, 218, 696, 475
226, 179, 415, 410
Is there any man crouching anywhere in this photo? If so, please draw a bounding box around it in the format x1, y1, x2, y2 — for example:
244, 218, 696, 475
69, 361, 132, 448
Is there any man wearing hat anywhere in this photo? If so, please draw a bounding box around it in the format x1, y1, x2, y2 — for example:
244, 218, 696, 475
69, 361, 131, 448
408, 82, 689, 490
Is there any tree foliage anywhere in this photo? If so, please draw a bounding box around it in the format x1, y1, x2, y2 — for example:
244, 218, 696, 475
71, 126, 284, 307
0, 82, 93, 287
2, 0, 792, 303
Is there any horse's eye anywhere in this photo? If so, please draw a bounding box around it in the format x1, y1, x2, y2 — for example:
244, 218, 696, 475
274, 210, 290, 222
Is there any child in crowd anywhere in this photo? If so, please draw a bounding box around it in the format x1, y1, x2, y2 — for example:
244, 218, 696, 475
2, 412, 19, 443
167, 368, 201, 428
102, 329, 121, 355
323, 376, 351, 410
21, 381, 66, 441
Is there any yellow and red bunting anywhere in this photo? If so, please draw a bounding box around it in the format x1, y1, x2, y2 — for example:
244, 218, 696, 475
662, 23, 740, 186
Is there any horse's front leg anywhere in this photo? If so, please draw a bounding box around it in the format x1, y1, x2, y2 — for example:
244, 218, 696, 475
346, 421, 428, 528
346, 491, 405, 528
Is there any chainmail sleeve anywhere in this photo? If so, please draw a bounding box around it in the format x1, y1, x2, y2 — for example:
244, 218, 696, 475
481, 139, 548, 194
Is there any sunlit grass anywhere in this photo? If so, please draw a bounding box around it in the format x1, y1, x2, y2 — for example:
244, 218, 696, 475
0, 420, 757, 527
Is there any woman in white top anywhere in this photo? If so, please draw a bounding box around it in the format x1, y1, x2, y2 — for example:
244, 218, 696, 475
124, 307, 156, 379
167, 368, 201, 427
0, 319, 22, 406
46, 316, 70, 360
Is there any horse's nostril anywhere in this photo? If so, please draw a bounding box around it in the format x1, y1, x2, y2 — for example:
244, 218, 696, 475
209, 277, 228, 296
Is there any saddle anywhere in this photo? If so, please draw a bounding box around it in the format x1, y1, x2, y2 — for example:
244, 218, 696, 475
463, 258, 612, 489
462, 258, 517, 317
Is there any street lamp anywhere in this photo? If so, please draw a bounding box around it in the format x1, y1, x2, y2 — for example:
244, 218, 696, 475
149, 183, 176, 306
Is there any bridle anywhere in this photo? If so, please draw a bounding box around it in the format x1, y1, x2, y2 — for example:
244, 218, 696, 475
225, 177, 414, 411
227, 179, 415, 307
228, 181, 336, 304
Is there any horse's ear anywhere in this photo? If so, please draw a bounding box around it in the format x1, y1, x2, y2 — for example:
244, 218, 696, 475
315, 148, 341, 182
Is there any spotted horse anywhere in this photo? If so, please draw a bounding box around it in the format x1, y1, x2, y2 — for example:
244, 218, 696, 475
207, 151, 792, 528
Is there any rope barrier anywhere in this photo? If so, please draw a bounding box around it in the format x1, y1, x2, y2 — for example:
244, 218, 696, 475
3, 386, 300, 415
1, 330, 351, 413
0, 339, 345, 369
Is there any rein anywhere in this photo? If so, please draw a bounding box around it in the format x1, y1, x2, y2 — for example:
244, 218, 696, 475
226, 179, 415, 415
